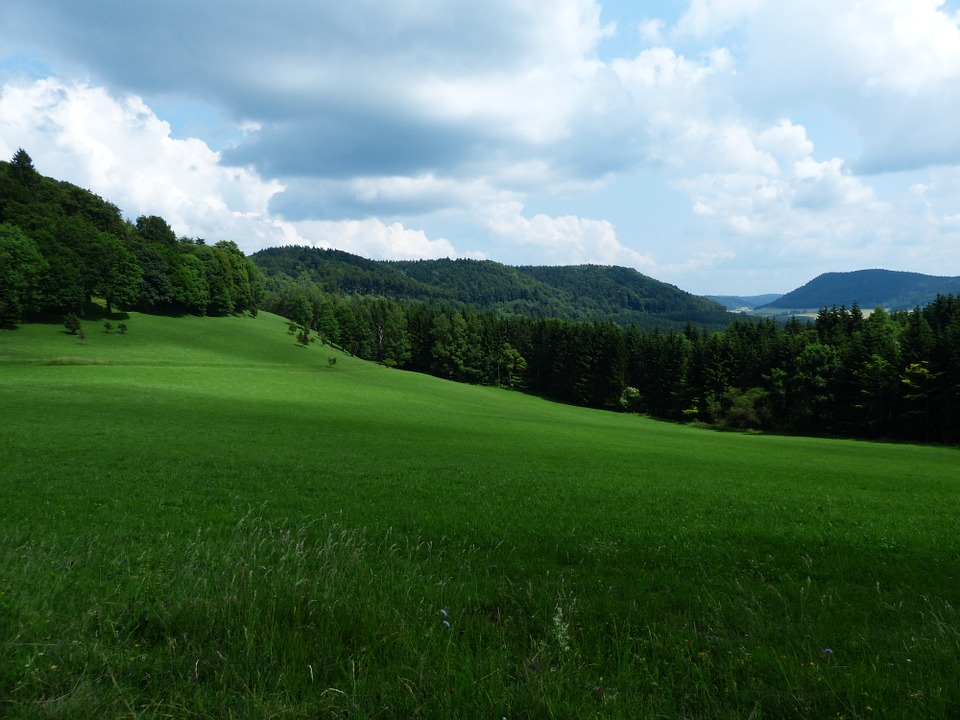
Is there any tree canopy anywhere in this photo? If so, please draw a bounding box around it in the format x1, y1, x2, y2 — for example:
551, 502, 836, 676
264, 278, 960, 444
251, 246, 734, 331
0, 151, 263, 322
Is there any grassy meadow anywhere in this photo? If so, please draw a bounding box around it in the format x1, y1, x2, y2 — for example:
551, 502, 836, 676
1, 312, 958, 719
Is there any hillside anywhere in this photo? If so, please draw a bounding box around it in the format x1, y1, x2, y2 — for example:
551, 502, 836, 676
251, 246, 733, 330
1, 150, 729, 331
2, 313, 958, 718
758, 269, 960, 311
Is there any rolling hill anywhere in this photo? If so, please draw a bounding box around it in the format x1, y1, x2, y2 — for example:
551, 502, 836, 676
2, 312, 958, 717
758, 269, 960, 312
251, 246, 734, 330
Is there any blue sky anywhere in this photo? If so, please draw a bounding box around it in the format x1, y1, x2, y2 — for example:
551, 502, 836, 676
3, 0, 960, 295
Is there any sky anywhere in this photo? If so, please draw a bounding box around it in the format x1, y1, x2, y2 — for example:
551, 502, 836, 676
3, 1, 960, 295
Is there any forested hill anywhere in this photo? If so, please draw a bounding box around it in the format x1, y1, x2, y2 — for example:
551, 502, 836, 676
251, 246, 733, 330
0, 151, 262, 324
760, 269, 960, 311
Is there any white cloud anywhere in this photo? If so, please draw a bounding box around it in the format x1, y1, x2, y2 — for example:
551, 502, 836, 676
674, 0, 765, 39
347, 174, 506, 213
5, 1, 960, 294
831, 0, 960, 94
0, 77, 472, 262
897, 166, 960, 249
414, 67, 587, 146
670, 114, 892, 279
482, 200, 655, 268
407, 2, 614, 148
525, 0, 615, 62
291, 218, 458, 260
731, 1, 960, 172
0, 78, 295, 252
651, 117, 776, 175
612, 46, 733, 92
6, 0, 622, 186
638, 19, 666, 44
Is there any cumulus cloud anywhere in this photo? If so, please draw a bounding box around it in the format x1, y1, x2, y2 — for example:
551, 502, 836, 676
831, 0, 960, 94
482, 200, 655, 268
0, 75, 658, 272
6, 0, 617, 187
638, 19, 667, 44
0, 76, 479, 261
896, 167, 960, 257
732, 0, 960, 173
4, 0, 960, 294
675, 118, 883, 240
674, 0, 764, 39
290, 218, 459, 260
0, 78, 296, 252
648, 111, 950, 294
614, 46, 733, 88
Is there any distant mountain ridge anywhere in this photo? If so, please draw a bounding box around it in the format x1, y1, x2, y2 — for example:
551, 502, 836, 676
759, 269, 960, 311
251, 246, 734, 329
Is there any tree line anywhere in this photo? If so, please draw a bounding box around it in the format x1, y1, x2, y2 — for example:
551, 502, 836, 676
267, 279, 960, 444
0, 150, 263, 324
4, 148, 957, 444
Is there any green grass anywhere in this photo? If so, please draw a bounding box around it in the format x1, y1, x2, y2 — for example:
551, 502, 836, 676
1, 313, 958, 718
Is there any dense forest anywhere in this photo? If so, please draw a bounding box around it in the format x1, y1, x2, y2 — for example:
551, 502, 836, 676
264, 279, 960, 444
252, 246, 734, 330
0, 150, 262, 324
3, 150, 958, 444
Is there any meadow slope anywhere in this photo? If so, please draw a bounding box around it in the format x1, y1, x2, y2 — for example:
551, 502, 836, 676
1, 313, 958, 719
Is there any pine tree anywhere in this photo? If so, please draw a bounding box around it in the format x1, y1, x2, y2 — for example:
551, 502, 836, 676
9, 148, 37, 187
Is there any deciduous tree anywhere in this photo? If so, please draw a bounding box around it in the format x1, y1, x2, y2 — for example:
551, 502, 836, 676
0, 223, 46, 326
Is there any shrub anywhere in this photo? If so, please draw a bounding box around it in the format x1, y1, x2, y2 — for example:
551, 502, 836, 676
296, 325, 310, 347
63, 312, 81, 335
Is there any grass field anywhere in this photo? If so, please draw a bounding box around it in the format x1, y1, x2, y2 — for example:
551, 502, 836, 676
1, 312, 958, 719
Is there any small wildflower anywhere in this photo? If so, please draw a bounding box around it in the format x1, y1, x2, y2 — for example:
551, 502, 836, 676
442, 620, 451, 629
866, 706, 873, 712
439, 608, 448, 619
823, 648, 833, 655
